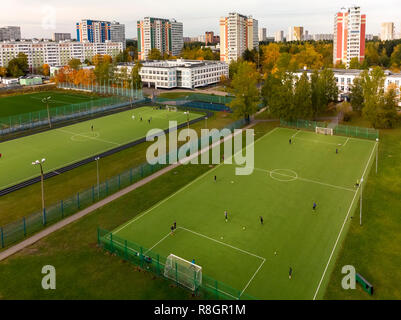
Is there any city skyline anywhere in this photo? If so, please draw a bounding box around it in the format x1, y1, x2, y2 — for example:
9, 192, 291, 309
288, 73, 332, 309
1, 0, 401, 39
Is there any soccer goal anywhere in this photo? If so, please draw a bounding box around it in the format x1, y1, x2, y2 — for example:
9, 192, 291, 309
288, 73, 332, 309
164, 254, 202, 291
166, 105, 177, 112
315, 127, 333, 136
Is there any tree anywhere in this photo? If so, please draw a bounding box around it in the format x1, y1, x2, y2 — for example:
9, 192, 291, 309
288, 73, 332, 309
242, 49, 255, 62
148, 48, 163, 60
390, 44, 401, 68
377, 86, 399, 128
68, 58, 81, 70
7, 53, 28, 77
228, 59, 243, 79
294, 72, 313, 119
42, 64, 50, 76
131, 61, 143, 89
228, 62, 260, 123
349, 57, 361, 69
261, 43, 281, 73
94, 61, 112, 84
267, 72, 296, 120
349, 76, 364, 113
0, 67, 7, 77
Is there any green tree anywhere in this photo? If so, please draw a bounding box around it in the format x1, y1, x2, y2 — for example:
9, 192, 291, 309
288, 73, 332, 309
148, 48, 163, 60
377, 86, 399, 128
349, 76, 364, 113
294, 72, 313, 119
228, 62, 260, 123
267, 72, 296, 120
94, 61, 112, 84
7, 53, 28, 77
68, 58, 81, 70
390, 44, 401, 68
131, 61, 143, 89
349, 57, 361, 69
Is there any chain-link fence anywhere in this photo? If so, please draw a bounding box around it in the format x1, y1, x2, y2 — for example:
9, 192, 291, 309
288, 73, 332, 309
280, 119, 379, 140
97, 228, 256, 300
0, 118, 247, 249
0, 96, 135, 136
58, 82, 144, 99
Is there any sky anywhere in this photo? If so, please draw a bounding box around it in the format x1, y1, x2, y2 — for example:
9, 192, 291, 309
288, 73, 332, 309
1, 0, 401, 39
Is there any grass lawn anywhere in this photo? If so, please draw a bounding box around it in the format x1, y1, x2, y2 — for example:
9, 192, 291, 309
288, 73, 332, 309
0, 106, 203, 191
0, 111, 234, 227
0, 90, 102, 118
0, 121, 272, 300
324, 125, 401, 300
108, 127, 376, 299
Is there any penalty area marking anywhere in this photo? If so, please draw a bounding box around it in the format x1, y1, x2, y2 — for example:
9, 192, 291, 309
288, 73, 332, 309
177, 226, 266, 297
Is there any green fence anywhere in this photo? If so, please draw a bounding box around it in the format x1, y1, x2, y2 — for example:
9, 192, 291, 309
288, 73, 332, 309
97, 228, 256, 300
0, 118, 247, 249
280, 119, 379, 140
0, 96, 133, 135
156, 94, 234, 106
280, 119, 328, 131
58, 82, 144, 99
334, 124, 379, 140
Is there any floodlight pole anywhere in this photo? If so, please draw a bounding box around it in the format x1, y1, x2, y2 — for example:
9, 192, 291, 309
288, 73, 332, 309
205, 116, 208, 129
95, 157, 100, 199
187, 110, 190, 141
46, 100, 51, 128
360, 182, 362, 225
32, 159, 46, 224
376, 140, 379, 174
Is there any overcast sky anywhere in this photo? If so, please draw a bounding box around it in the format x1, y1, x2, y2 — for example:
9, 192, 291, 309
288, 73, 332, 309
1, 0, 401, 39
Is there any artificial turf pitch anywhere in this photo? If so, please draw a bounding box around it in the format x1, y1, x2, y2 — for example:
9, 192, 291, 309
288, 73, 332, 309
111, 127, 377, 299
0, 106, 203, 190
0, 91, 101, 118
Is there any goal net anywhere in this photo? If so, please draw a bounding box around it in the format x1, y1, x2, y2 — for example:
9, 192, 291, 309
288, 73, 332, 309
166, 105, 177, 112
315, 127, 333, 136
164, 254, 202, 291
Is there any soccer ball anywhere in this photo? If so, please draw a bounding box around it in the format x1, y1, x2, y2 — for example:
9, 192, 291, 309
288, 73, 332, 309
243, 226, 246, 230
274, 251, 277, 255
231, 181, 234, 184
221, 236, 223, 240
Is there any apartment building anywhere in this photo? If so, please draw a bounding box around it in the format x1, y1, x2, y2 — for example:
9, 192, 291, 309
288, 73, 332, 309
219, 12, 259, 63
380, 22, 395, 41
258, 28, 267, 42
288, 26, 304, 41
137, 17, 183, 60
0, 26, 21, 41
52, 33, 71, 42
333, 6, 366, 68
0, 41, 123, 72
76, 19, 125, 47
275, 30, 284, 42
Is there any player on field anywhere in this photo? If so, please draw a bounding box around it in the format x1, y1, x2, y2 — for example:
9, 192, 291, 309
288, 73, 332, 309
214, 175, 217, 182
224, 210, 228, 222
355, 179, 360, 187
260, 216, 264, 225
91, 125, 94, 132
170, 225, 175, 235
173, 221, 176, 230
336, 148, 338, 154
289, 267, 293, 279
289, 138, 292, 144
313, 202, 317, 211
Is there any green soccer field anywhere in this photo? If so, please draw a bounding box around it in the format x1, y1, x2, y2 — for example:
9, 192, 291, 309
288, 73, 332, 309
0, 91, 101, 118
111, 127, 377, 299
0, 106, 203, 190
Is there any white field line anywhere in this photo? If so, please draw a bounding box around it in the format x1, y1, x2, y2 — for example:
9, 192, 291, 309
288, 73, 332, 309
240, 259, 266, 297
342, 137, 350, 147
112, 127, 280, 234
57, 128, 121, 146
178, 227, 266, 261
291, 130, 300, 138
312, 141, 378, 300
294, 136, 342, 146
253, 167, 356, 193
144, 232, 172, 254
